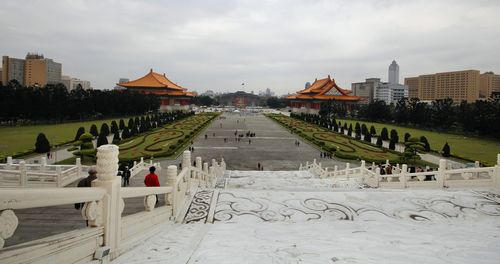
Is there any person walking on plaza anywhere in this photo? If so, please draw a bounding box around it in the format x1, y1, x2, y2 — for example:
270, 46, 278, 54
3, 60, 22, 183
144, 166, 160, 205
123, 165, 131, 186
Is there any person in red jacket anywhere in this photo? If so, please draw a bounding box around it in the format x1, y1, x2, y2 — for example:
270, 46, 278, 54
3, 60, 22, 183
144, 166, 160, 187
144, 166, 160, 206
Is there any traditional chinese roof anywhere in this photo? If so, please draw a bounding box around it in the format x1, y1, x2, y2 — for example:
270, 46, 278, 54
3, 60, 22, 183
117, 69, 195, 97
286, 75, 360, 101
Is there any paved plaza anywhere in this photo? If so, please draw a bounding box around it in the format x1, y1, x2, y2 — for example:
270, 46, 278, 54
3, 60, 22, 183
159, 112, 347, 171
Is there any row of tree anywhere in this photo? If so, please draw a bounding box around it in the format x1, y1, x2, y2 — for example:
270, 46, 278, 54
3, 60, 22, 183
291, 113, 453, 158
0, 81, 160, 123
192, 95, 288, 109
320, 98, 500, 138
34, 111, 194, 156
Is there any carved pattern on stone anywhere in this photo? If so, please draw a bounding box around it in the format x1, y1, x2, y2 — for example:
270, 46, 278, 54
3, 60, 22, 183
82, 201, 104, 227
144, 195, 157, 211
96, 145, 119, 181
184, 190, 214, 224
214, 191, 500, 223
0, 210, 18, 248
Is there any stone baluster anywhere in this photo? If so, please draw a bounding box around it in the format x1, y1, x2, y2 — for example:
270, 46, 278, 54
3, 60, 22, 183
93, 144, 121, 253
374, 167, 381, 187
474, 161, 480, 168
385, 159, 389, 166
345, 163, 350, 177
360, 160, 366, 181
221, 158, 226, 171
19, 161, 27, 187
334, 165, 338, 177
75, 158, 81, 177
140, 157, 144, 165
56, 166, 63, 187
437, 159, 447, 188
41, 157, 47, 171
182, 151, 191, 171
494, 154, 500, 188
400, 164, 408, 188
196, 157, 202, 180
166, 165, 177, 215
6, 156, 13, 170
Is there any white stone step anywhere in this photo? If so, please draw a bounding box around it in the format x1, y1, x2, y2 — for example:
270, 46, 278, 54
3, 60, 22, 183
224, 170, 333, 191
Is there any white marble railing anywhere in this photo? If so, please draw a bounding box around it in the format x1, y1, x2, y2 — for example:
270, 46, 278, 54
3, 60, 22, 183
301, 154, 500, 189
0, 155, 160, 188
0, 157, 87, 188
0, 146, 226, 263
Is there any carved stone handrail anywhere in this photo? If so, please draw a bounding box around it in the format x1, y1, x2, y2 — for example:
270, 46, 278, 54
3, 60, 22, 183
121, 187, 173, 198
0, 188, 106, 210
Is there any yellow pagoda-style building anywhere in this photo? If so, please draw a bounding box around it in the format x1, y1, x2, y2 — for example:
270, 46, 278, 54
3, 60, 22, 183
286, 75, 360, 114
117, 69, 196, 111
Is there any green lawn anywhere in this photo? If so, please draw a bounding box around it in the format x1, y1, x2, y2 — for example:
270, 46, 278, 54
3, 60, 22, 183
0, 117, 133, 158
118, 113, 218, 161
267, 114, 401, 163
338, 119, 500, 166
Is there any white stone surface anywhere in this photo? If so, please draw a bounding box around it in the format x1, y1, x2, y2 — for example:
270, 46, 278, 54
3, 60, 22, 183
112, 170, 500, 264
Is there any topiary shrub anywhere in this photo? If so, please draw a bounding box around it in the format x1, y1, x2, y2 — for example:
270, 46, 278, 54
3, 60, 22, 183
75, 127, 85, 141
442, 142, 451, 157
35, 133, 51, 153
90, 124, 99, 137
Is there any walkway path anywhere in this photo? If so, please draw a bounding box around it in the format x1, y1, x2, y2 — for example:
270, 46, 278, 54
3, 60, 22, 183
112, 170, 500, 264
159, 112, 347, 170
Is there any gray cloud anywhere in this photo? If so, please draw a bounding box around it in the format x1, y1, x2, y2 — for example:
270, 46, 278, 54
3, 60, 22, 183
1, 0, 499, 95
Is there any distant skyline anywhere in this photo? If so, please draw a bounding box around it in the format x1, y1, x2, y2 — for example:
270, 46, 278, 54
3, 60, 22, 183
1, 0, 499, 95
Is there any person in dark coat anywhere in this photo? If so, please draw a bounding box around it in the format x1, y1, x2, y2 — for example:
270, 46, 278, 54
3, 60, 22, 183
123, 166, 131, 186
75, 167, 98, 226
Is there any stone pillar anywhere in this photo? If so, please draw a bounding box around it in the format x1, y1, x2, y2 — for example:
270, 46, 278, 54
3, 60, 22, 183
360, 160, 366, 180
41, 157, 47, 171
474, 161, 480, 168
182, 150, 191, 170
56, 166, 63, 187
75, 158, 82, 178
19, 161, 27, 187
211, 159, 217, 168
6, 157, 13, 170
385, 160, 389, 166
437, 159, 447, 188
166, 165, 177, 208
400, 164, 408, 188
494, 154, 500, 188
203, 162, 209, 174
196, 157, 202, 179
92, 144, 121, 254
221, 158, 226, 170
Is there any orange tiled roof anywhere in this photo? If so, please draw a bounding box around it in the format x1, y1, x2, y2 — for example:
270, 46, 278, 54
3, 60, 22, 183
286, 75, 360, 101
117, 69, 186, 91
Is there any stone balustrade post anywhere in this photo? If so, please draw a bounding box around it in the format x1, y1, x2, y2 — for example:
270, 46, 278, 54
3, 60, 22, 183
203, 162, 209, 174
385, 160, 389, 166
140, 157, 144, 164
318, 162, 322, 169
375, 167, 381, 187
211, 159, 217, 168
19, 161, 27, 187
133, 161, 137, 167
474, 161, 480, 168
56, 166, 63, 187
221, 158, 226, 170
182, 150, 191, 171
360, 160, 366, 180
494, 154, 500, 188
166, 165, 177, 212
437, 159, 447, 188
196, 157, 202, 179
371, 162, 375, 170
75, 158, 82, 178
345, 163, 350, 177
400, 164, 408, 188
313, 159, 317, 165
6, 156, 13, 170
41, 157, 47, 171
92, 144, 121, 254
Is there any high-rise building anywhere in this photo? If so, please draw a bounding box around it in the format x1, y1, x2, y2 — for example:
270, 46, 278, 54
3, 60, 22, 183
405, 70, 480, 103
404, 77, 419, 99
2, 56, 25, 86
479, 72, 500, 98
388, 60, 399, 84
24, 53, 62, 87
352, 78, 380, 103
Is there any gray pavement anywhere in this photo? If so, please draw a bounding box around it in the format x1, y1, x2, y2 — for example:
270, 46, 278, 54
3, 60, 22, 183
158, 112, 348, 171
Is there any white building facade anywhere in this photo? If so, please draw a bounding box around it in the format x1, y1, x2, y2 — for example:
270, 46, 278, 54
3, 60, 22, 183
374, 82, 408, 104
61, 75, 92, 90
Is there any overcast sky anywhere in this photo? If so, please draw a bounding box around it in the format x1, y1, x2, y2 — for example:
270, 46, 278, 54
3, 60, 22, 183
1, 0, 499, 95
